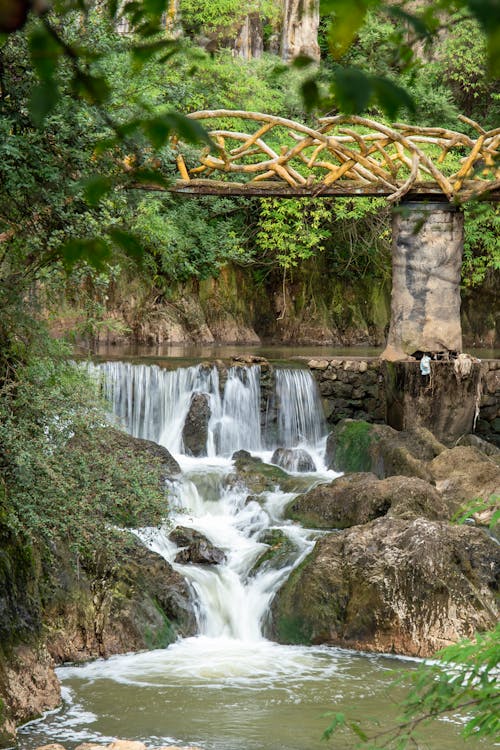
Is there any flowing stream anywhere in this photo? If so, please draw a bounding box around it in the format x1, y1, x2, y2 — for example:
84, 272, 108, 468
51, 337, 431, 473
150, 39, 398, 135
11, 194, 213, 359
20, 362, 487, 750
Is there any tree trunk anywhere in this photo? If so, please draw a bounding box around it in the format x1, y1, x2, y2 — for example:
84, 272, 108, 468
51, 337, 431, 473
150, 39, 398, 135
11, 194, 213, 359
281, 0, 320, 61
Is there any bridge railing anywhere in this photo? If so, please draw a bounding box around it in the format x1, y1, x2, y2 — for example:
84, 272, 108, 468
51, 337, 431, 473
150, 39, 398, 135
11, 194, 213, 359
170, 110, 499, 202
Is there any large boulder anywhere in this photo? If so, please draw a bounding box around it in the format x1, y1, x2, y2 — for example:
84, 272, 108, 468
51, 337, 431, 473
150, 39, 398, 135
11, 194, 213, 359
169, 526, 226, 565
271, 447, 316, 473
429, 446, 500, 513
285, 473, 447, 529
270, 517, 499, 657
45, 534, 196, 664
182, 392, 211, 457
325, 420, 445, 480
71, 427, 181, 480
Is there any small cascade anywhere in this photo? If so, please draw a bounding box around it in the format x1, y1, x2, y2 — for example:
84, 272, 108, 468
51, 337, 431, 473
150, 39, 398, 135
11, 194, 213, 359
90, 361, 221, 453
90, 360, 325, 456
90, 358, 330, 643
138, 470, 316, 642
216, 365, 262, 455
273, 368, 326, 448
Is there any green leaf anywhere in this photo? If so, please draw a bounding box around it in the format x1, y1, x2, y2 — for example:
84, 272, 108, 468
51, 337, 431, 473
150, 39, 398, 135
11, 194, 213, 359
73, 73, 110, 104
131, 39, 178, 68
301, 77, 320, 112
129, 168, 171, 189
349, 721, 368, 741
28, 26, 62, 82
333, 67, 372, 113
372, 76, 416, 118
82, 176, 113, 206
108, 228, 144, 259
143, 0, 169, 16
29, 81, 60, 127
60, 238, 111, 269
163, 112, 212, 146
323, 0, 378, 59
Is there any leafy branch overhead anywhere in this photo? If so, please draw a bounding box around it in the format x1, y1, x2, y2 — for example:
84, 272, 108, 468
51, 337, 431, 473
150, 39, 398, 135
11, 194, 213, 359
310, 0, 500, 115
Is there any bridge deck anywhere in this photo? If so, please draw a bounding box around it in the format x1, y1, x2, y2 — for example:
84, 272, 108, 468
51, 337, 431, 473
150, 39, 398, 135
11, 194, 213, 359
168, 178, 500, 201
166, 111, 499, 204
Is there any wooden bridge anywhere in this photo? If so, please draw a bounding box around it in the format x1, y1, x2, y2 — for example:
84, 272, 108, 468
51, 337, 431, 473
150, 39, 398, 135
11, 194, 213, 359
165, 110, 499, 361
171, 110, 500, 203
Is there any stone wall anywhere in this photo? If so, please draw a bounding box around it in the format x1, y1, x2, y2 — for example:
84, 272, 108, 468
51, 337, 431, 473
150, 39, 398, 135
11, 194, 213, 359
308, 358, 386, 425
478, 361, 500, 442
307, 357, 500, 445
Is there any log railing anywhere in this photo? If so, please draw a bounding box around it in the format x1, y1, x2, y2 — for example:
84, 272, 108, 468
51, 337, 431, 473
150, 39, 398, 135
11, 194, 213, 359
170, 110, 500, 202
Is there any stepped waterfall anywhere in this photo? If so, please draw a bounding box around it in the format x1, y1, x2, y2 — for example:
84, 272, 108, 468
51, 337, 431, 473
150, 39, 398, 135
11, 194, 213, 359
91, 361, 329, 641
21, 360, 475, 750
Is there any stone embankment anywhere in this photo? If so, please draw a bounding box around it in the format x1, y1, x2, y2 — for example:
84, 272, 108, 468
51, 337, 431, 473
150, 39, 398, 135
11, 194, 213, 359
306, 356, 500, 445
36, 742, 200, 750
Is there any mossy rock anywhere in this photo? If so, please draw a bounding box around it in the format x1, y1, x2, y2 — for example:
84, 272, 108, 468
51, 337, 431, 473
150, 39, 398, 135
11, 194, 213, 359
286, 473, 449, 529
250, 529, 298, 576
325, 420, 444, 481
270, 517, 500, 656
225, 450, 318, 494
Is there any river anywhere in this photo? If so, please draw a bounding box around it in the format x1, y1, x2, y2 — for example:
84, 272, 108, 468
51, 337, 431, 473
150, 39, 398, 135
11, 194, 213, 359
19, 359, 489, 749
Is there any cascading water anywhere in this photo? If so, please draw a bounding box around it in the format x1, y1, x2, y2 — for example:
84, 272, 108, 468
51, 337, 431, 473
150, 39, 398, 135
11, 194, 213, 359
91, 361, 325, 456
21, 359, 481, 750
91, 360, 328, 641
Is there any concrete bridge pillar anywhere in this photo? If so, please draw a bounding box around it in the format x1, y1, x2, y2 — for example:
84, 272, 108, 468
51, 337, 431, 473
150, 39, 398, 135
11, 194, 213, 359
381, 202, 464, 361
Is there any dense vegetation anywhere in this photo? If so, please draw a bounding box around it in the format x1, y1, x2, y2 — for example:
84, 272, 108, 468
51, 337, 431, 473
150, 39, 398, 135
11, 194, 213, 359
0, 2, 498, 352
0, 0, 498, 745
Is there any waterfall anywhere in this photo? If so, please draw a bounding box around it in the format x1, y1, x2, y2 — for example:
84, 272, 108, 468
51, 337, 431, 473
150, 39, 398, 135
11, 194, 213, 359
274, 368, 326, 447
90, 358, 331, 643
90, 360, 325, 456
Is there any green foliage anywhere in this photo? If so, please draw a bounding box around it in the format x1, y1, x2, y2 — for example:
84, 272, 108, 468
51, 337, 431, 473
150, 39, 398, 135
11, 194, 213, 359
452, 495, 500, 534
132, 195, 247, 283
0, 337, 169, 563
317, 0, 500, 116
462, 203, 500, 287
256, 198, 331, 271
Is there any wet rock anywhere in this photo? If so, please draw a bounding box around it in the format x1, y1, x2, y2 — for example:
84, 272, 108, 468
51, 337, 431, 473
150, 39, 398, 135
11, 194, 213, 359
170, 526, 226, 565
228, 451, 316, 493
108, 742, 147, 750
325, 419, 445, 480
250, 529, 298, 575
271, 447, 316, 473
456, 433, 500, 458
429, 446, 500, 512
182, 392, 211, 457
285, 473, 447, 529
45, 534, 196, 664
270, 517, 499, 657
